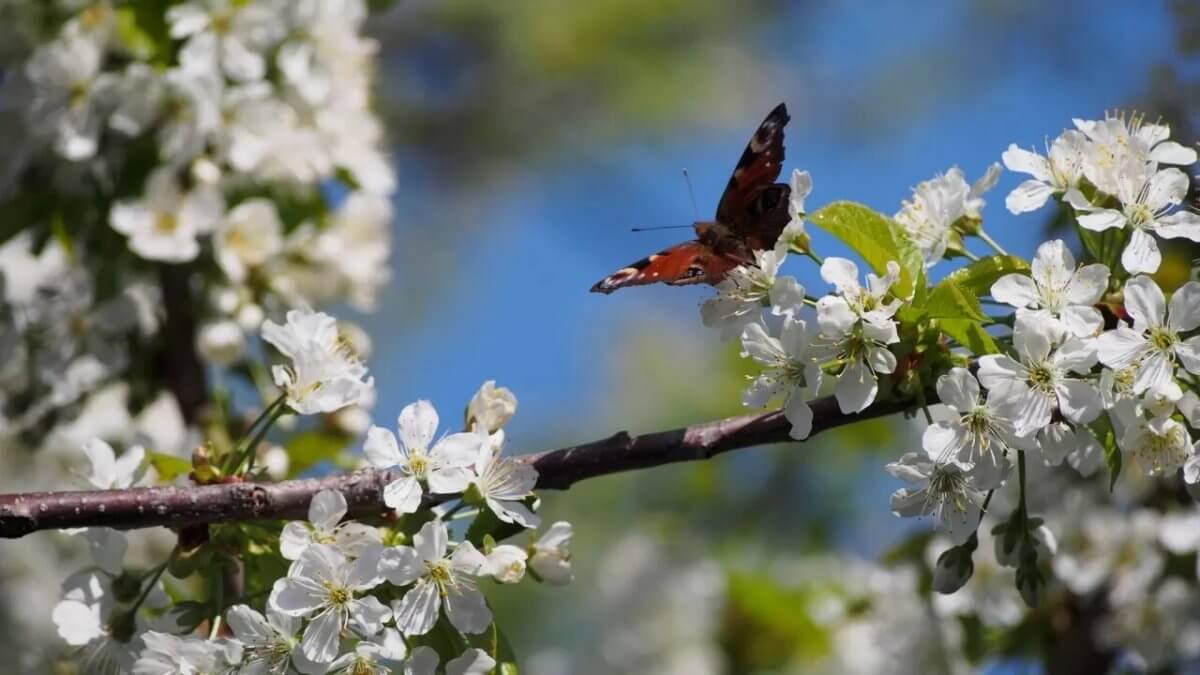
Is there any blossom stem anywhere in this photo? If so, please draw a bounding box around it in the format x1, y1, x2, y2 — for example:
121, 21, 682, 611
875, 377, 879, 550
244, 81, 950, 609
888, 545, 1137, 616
961, 249, 981, 262
129, 546, 178, 616
228, 396, 288, 475
976, 229, 1008, 256
803, 250, 824, 266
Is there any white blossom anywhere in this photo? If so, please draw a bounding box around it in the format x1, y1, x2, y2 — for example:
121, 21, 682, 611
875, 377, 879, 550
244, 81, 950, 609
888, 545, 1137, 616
815, 262, 901, 414
888, 449, 984, 546
1073, 114, 1198, 195
1097, 276, 1200, 394
279, 489, 381, 561
132, 632, 242, 675
894, 164, 1000, 267
922, 367, 1022, 489
740, 317, 823, 439
1002, 130, 1088, 213
1068, 167, 1200, 275
446, 649, 498, 675
226, 604, 304, 675
484, 545, 528, 584
109, 168, 225, 263
990, 239, 1109, 337
466, 380, 517, 434
261, 309, 373, 415
529, 521, 574, 585
363, 400, 480, 514
700, 249, 805, 341
215, 198, 284, 283
381, 520, 492, 636
269, 543, 390, 664
977, 316, 1101, 437
468, 430, 540, 528
25, 29, 110, 161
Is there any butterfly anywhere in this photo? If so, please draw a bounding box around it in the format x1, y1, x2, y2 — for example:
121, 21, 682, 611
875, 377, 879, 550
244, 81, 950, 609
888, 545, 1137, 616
590, 103, 792, 294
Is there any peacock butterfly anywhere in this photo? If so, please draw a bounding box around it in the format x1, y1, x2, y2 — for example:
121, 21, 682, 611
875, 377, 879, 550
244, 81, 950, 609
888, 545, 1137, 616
590, 103, 792, 294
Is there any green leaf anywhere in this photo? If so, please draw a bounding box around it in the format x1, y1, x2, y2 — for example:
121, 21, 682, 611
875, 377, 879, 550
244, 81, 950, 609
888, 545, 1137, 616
939, 255, 1031, 297
148, 451, 190, 482
936, 319, 1000, 354
809, 201, 923, 297
113, 1, 172, 63
284, 430, 352, 477
464, 506, 527, 548
925, 280, 988, 321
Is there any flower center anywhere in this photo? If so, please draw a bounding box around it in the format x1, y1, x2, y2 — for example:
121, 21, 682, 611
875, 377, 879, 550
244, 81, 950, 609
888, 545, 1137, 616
154, 213, 179, 234
323, 580, 351, 609
406, 449, 430, 478
928, 468, 971, 516
1127, 202, 1155, 229
425, 559, 454, 597
1025, 362, 1057, 393
1149, 327, 1177, 353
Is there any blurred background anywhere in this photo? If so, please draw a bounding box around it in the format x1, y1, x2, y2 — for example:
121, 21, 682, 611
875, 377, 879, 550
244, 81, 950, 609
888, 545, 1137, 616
347, 0, 1200, 673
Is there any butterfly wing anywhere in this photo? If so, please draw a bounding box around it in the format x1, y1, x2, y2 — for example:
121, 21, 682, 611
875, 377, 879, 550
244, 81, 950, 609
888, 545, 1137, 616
714, 103, 791, 246
589, 241, 741, 294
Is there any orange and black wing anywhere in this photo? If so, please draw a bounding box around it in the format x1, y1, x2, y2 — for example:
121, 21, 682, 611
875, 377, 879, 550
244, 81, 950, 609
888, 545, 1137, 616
589, 241, 741, 294
714, 103, 792, 249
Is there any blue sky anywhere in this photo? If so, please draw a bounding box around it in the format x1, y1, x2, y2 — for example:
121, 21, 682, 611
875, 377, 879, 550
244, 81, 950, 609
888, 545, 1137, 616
363, 2, 1177, 450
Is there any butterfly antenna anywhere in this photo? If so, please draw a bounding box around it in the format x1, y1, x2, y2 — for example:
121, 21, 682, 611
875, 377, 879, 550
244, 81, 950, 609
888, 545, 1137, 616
682, 168, 700, 220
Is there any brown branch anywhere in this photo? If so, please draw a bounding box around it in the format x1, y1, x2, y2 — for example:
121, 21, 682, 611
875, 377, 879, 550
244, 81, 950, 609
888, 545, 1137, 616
0, 393, 922, 539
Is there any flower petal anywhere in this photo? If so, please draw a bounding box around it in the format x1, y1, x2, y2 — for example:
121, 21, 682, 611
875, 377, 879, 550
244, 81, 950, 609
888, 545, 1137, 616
393, 580, 440, 636
307, 489, 347, 533
398, 400, 439, 451
363, 426, 402, 468
990, 274, 1039, 309
1122, 230, 1162, 276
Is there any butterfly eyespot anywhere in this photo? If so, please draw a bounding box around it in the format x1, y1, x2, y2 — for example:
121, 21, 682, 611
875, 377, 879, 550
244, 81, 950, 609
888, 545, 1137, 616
685, 266, 705, 278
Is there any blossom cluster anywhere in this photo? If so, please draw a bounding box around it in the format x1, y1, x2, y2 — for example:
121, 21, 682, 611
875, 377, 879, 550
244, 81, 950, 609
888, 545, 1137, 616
0, 0, 393, 448
703, 111, 1200, 667
45, 308, 574, 673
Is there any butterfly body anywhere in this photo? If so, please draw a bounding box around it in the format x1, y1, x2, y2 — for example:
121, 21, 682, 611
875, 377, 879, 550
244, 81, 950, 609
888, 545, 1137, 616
590, 103, 792, 294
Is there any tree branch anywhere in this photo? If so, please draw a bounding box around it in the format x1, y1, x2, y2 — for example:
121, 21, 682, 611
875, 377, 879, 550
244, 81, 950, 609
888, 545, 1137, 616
0, 393, 922, 538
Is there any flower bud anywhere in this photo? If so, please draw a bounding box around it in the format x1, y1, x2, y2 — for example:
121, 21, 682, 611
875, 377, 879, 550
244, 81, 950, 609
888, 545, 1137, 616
932, 542, 975, 594
466, 380, 517, 434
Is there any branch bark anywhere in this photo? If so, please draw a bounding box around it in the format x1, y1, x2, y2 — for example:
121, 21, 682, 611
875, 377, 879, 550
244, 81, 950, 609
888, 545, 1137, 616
0, 393, 922, 538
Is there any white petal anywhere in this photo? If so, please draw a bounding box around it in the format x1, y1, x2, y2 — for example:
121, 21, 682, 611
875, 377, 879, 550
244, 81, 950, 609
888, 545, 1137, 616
227, 604, 273, 644
381, 545, 423, 586
349, 595, 391, 637
1150, 141, 1197, 165
432, 432, 482, 467
363, 426, 402, 468
835, 358, 878, 414
816, 296, 856, 336
301, 608, 344, 664
1001, 145, 1052, 181
1177, 337, 1200, 375
783, 393, 813, 440
427, 466, 473, 495
1055, 381, 1103, 425
393, 580, 440, 636
1060, 306, 1103, 338
82, 439, 117, 488
1144, 167, 1189, 211
1157, 210, 1200, 242
269, 577, 327, 617
1124, 275, 1166, 331
308, 489, 347, 533
820, 257, 860, 294
1097, 327, 1150, 370
936, 368, 979, 413
1065, 264, 1110, 306
1169, 282, 1200, 333
1006, 180, 1054, 214
444, 586, 492, 635
446, 649, 498, 675
1077, 208, 1126, 232
347, 544, 384, 590
769, 276, 806, 318
990, 274, 1039, 309
383, 476, 424, 514
1122, 229, 1162, 275
977, 355, 1024, 396
487, 497, 541, 528
398, 400, 439, 450
413, 520, 448, 562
